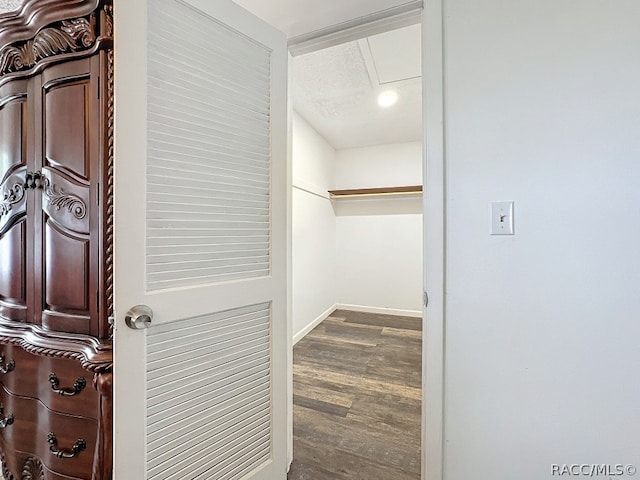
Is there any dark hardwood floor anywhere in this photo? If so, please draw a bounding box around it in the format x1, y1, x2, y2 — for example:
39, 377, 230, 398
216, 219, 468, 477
288, 309, 422, 480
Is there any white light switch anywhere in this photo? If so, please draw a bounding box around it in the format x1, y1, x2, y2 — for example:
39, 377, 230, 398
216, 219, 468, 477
490, 201, 514, 235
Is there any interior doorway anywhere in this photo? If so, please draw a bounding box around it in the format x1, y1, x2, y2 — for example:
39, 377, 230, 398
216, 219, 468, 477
288, 21, 424, 479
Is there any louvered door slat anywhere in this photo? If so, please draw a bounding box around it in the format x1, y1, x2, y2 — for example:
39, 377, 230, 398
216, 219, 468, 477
147, 302, 271, 480
148, 393, 268, 458
149, 400, 270, 474
149, 165, 269, 188
148, 359, 267, 415
148, 142, 270, 169
149, 98, 269, 138
148, 307, 269, 346
147, 118, 269, 154
146, 0, 272, 291
148, 322, 269, 361
147, 194, 269, 211
148, 373, 269, 435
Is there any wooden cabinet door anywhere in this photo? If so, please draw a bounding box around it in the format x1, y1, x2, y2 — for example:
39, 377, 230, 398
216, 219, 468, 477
34, 57, 103, 337
0, 78, 32, 324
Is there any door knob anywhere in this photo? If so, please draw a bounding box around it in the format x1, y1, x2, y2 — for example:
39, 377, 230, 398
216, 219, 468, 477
124, 305, 153, 329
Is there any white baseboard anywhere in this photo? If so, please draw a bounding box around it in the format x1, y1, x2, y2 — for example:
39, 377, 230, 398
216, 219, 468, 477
335, 303, 422, 318
293, 304, 337, 345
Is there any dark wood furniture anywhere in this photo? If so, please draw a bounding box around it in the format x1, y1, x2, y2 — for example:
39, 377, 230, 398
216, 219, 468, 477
0, 1, 113, 478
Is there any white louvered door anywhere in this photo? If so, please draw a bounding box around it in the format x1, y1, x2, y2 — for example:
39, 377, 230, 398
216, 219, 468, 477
113, 0, 288, 478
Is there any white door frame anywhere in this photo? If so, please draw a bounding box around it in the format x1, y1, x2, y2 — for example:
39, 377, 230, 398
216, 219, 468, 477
285, 2, 447, 479
422, 0, 446, 479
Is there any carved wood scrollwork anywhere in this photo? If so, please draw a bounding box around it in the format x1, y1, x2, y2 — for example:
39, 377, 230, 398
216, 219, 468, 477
20, 344, 110, 373
103, 4, 113, 37
0, 14, 96, 75
0, 182, 24, 219
21, 456, 44, 480
42, 177, 87, 220
1, 451, 14, 480
0, 184, 25, 211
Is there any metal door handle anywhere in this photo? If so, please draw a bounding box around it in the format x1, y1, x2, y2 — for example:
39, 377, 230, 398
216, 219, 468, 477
125, 305, 153, 329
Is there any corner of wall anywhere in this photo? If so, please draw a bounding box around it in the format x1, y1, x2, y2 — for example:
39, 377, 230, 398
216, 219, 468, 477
293, 304, 337, 345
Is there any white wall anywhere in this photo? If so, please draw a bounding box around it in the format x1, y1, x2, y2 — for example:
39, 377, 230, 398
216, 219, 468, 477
292, 135, 423, 333
334, 142, 423, 316
291, 113, 337, 342
442, 1, 640, 478
336, 214, 422, 315
335, 142, 422, 189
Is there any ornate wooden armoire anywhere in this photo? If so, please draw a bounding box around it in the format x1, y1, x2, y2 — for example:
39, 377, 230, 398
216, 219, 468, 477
0, 1, 113, 478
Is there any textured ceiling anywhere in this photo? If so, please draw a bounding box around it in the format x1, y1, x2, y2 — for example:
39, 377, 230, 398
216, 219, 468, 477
292, 23, 422, 150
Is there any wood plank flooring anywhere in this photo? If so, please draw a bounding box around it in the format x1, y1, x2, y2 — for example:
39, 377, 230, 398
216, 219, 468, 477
288, 309, 422, 480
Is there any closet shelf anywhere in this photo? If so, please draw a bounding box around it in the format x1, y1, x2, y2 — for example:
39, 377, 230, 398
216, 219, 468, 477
328, 185, 423, 198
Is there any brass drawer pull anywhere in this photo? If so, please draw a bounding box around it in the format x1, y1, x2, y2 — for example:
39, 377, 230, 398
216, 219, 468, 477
49, 373, 86, 396
0, 355, 15, 374
47, 433, 86, 459
0, 405, 13, 429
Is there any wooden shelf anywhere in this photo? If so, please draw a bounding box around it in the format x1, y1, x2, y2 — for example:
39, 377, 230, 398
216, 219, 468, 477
328, 185, 423, 198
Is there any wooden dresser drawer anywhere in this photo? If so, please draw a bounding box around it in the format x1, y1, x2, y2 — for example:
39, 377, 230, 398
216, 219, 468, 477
0, 344, 99, 419
0, 387, 97, 480
1, 440, 95, 480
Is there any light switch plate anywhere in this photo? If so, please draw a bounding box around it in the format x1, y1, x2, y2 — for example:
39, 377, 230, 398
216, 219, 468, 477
490, 201, 514, 235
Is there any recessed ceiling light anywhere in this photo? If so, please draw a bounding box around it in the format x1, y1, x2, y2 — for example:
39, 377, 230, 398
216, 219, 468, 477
377, 90, 398, 108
